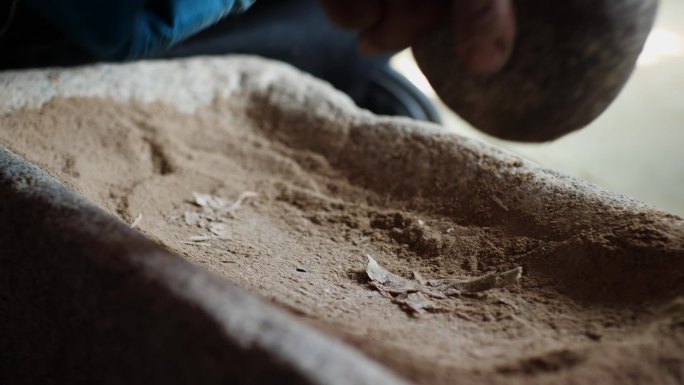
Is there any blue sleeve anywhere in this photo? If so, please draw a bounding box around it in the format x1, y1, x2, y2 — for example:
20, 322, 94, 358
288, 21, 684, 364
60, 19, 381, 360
25, 0, 256, 61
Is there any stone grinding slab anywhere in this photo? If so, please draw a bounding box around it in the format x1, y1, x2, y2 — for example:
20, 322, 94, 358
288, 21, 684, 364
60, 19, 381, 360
1, 56, 683, 385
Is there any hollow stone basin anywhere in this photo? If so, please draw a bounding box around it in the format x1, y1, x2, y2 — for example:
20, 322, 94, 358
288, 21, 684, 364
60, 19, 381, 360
1, 56, 682, 385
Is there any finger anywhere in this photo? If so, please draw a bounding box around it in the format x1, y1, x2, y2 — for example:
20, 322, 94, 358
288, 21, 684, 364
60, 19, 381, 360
452, 0, 516, 74
318, 0, 383, 31
359, 0, 446, 55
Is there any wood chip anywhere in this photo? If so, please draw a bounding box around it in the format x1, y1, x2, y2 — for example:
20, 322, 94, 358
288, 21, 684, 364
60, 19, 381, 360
184, 211, 201, 226
413, 271, 427, 286
130, 213, 143, 229
366, 255, 419, 295
192, 192, 226, 209
365, 255, 523, 316
393, 292, 439, 315
220, 191, 258, 215
181, 191, 257, 244
190, 191, 257, 217
188, 235, 213, 242
491, 195, 510, 211
427, 267, 523, 294
208, 223, 230, 237
180, 241, 210, 246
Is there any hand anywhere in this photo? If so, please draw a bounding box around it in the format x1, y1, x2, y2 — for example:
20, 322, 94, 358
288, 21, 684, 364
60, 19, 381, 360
318, 0, 516, 75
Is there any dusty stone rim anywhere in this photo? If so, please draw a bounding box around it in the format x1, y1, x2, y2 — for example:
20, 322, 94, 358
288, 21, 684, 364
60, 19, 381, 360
0, 146, 411, 385
1, 55, 683, 383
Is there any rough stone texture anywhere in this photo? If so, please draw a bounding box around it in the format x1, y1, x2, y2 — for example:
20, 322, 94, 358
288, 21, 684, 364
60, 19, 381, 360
0, 146, 410, 385
414, 0, 658, 142
1, 56, 683, 384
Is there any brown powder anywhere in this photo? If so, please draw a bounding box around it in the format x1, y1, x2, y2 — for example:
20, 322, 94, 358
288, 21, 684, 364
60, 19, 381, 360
2, 95, 683, 385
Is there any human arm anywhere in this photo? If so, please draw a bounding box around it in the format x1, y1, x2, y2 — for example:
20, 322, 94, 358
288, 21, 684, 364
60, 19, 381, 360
23, 0, 256, 61
318, 0, 516, 75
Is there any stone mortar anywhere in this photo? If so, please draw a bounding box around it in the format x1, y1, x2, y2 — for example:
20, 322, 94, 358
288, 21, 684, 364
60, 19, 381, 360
1, 55, 683, 384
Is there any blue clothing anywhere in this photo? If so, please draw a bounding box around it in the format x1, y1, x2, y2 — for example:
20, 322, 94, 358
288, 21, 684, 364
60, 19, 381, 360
24, 0, 256, 60
1, 0, 440, 122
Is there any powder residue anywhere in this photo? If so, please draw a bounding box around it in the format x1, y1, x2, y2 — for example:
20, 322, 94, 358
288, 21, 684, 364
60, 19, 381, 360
1, 96, 683, 385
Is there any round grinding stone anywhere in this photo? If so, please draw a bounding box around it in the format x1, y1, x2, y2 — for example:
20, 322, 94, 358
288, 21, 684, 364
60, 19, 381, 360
413, 0, 658, 142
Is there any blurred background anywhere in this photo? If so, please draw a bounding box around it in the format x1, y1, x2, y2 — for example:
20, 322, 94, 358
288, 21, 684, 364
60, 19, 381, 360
392, 0, 684, 216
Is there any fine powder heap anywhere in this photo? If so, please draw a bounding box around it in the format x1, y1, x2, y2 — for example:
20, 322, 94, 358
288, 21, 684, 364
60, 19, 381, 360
1, 57, 683, 385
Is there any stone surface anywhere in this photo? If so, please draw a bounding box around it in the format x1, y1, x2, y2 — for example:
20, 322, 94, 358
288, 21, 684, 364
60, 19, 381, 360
413, 0, 658, 142
1, 56, 683, 385
0, 146, 410, 384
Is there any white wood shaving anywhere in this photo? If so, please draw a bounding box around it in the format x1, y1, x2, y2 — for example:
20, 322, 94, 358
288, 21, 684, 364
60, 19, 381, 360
366, 255, 419, 295
184, 211, 201, 226
209, 223, 230, 237
130, 213, 143, 229
366, 255, 522, 316
393, 292, 438, 315
188, 235, 213, 242
220, 191, 258, 215
182, 191, 258, 243
192, 192, 227, 210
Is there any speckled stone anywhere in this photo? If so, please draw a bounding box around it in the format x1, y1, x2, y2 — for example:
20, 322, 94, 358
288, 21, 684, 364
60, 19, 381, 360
1, 55, 682, 385
414, 0, 658, 142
